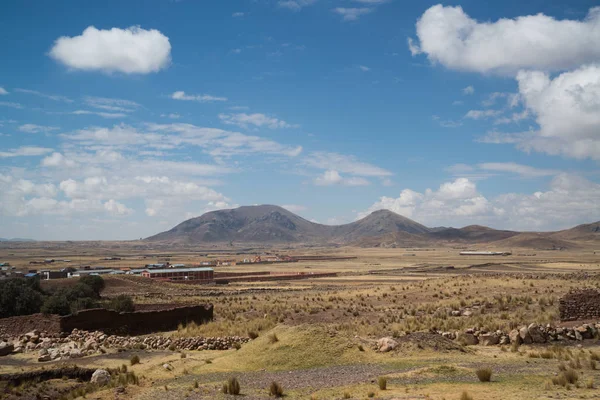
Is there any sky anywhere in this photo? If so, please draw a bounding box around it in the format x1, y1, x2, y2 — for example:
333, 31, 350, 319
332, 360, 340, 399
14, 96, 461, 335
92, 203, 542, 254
1, 0, 599, 240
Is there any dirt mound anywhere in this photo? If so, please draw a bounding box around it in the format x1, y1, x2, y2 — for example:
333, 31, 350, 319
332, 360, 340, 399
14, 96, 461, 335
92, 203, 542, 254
395, 332, 467, 353
0, 313, 61, 337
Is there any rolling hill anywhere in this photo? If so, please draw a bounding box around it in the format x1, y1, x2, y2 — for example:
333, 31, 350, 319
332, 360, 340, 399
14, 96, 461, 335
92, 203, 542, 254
146, 205, 599, 248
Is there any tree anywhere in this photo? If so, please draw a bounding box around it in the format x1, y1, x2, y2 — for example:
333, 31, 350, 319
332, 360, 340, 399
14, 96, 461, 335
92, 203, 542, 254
78, 275, 105, 296
107, 295, 135, 313
0, 278, 44, 318
41, 293, 71, 316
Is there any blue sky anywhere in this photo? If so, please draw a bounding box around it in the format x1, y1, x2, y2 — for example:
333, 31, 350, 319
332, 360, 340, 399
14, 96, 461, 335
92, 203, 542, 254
1, 0, 599, 240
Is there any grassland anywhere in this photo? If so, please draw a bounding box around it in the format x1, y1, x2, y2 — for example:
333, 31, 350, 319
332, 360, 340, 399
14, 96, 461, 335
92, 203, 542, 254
1, 243, 600, 399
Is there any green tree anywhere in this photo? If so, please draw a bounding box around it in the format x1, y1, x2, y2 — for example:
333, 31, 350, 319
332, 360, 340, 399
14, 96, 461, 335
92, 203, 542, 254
107, 294, 135, 313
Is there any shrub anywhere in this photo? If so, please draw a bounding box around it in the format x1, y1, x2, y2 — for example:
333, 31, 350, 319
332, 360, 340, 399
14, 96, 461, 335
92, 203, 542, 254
587, 378, 594, 389
343, 392, 351, 399
121, 364, 127, 373
476, 367, 492, 382
563, 368, 578, 384
108, 295, 135, 313
224, 377, 240, 395
41, 293, 71, 316
194, 380, 199, 389
460, 391, 473, 400
358, 344, 365, 351
130, 355, 140, 366
0, 278, 44, 318
79, 275, 105, 296
248, 330, 259, 339
367, 391, 375, 398
378, 376, 387, 390
269, 381, 284, 397
268, 333, 279, 344
180, 352, 187, 359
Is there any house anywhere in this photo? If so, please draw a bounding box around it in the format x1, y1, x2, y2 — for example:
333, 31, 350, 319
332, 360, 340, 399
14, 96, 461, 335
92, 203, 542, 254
141, 267, 214, 283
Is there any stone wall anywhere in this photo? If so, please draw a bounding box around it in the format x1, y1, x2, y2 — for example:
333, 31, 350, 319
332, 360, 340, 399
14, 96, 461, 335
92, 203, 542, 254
59, 304, 213, 335
559, 289, 600, 321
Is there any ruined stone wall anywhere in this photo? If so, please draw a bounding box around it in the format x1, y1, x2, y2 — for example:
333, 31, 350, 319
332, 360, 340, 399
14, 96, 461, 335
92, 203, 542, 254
559, 289, 600, 321
59, 304, 213, 335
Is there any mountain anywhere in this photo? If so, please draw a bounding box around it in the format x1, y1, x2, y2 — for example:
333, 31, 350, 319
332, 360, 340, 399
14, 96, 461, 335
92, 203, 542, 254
146, 205, 331, 244
146, 205, 600, 247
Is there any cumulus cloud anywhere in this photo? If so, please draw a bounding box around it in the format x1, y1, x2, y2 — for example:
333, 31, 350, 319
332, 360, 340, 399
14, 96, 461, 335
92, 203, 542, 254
314, 170, 369, 186
465, 109, 502, 120
19, 124, 59, 133
49, 26, 171, 74
332, 7, 373, 21
41, 152, 77, 168
171, 91, 227, 102
104, 199, 133, 216
361, 175, 600, 230
218, 113, 297, 129
409, 5, 600, 74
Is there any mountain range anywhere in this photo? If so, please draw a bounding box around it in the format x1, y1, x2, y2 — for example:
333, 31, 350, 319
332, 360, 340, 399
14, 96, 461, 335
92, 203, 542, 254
146, 205, 600, 249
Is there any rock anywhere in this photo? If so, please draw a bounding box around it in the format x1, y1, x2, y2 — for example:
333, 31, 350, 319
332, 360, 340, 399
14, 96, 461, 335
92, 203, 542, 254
519, 327, 532, 344
91, 369, 111, 386
457, 332, 478, 345
38, 354, 52, 362
163, 363, 174, 371
527, 324, 546, 343
451, 310, 461, 317
461, 310, 473, 317
508, 330, 521, 345
480, 333, 500, 346
576, 325, 593, 340
0, 342, 14, 357
69, 348, 83, 358
376, 337, 398, 352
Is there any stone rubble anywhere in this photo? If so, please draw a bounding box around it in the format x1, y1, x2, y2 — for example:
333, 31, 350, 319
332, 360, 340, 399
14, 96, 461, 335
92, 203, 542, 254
0, 328, 250, 361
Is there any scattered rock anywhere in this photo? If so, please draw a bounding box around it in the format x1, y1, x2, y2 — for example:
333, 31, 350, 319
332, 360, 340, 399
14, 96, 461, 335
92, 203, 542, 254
91, 369, 111, 386
0, 342, 14, 357
376, 337, 398, 352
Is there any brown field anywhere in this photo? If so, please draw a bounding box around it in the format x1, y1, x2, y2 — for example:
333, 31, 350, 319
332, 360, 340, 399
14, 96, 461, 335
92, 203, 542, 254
1, 242, 600, 399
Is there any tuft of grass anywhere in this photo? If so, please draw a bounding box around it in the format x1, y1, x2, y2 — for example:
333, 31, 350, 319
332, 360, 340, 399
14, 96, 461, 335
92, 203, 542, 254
248, 330, 259, 339
194, 380, 199, 389
343, 392, 351, 399
587, 378, 594, 389
223, 377, 241, 395
476, 367, 492, 382
460, 391, 473, 400
130, 355, 140, 366
269, 381, 284, 397
268, 333, 279, 344
121, 364, 127, 373
367, 391, 375, 398
378, 376, 387, 390
180, 352, 186, 359
358, 344, 364, 352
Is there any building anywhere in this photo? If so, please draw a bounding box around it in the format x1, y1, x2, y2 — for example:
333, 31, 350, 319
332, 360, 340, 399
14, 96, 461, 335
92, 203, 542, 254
459, 251, 511, 256
141, 267, 214, 283
41, 270, 68, 280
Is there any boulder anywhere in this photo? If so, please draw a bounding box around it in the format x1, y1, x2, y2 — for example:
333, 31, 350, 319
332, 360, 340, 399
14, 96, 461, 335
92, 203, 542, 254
457, 332, 478, 346
91, 369, 111, 386
576, 325, 593, 340
377, 337, 398, 352
527, 324, 546, 344
163, 363, 174, 371
509, 329, 522, 345
38, 354, 52, 362
69, 349, 83, 359
519, 327, 532, 344
0, 342, 14, 357
479, 333, 500, 346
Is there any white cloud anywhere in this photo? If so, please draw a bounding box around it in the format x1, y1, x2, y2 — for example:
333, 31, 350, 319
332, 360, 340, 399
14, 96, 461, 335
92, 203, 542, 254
84, 96, 140, 112
361, 175, 600, 230
462, 85, 474, 95
332, 7, 373, 21
409, 5, 600, 74
305, 151, 392, 177
218, 113, 297, 129
171, 91, 227, 102
0, 101, 23, 109
358, 65, 370, 72
18, 124, 59, 133
0, 87, 8, 95
0, 146, 53, 158
232, 12, 245, 17
352, 0, 388, 3
41, 152, 77, 168
482, 92, 520, 108
513, 65, 600, 159
465, 109, 502, 120
478, 162, 558, 178
14, 88, 72, 102
104, 199, 133, 216
278, 0, 317, 11
49, 26, 171, 74
71, 110, 127, 118
314, 170, 369, 186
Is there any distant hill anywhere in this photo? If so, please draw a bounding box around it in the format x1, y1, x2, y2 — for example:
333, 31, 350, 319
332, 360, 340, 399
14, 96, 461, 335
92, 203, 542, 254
146, 205, 599, 247
0, 238, 35, 242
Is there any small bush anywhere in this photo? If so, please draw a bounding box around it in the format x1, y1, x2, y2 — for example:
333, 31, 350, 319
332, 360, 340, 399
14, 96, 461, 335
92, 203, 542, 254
343, 392, 351, 399
194, 380, 199, 389
564, 368, 579, 384
248, 330, 259, 339
268, 333, 279, 344
130, 354, 140, 366
107, 294, 135, 313
180, 352, 187, 359
587, 378, 594, 389
476, 367, 492, 382
378, 376, 387, 390
225, 377, 240, 395
121, 364, 127, 373
367, 391, 375, 398
269, 381, 284, 397
358, 344, 364, 352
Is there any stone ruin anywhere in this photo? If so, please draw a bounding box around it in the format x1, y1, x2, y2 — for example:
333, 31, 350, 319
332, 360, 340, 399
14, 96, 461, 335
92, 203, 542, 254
559, 288, 600, 321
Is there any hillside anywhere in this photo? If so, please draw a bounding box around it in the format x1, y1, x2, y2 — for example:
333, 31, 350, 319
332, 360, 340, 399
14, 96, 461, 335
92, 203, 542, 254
146, 205, 599, 247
